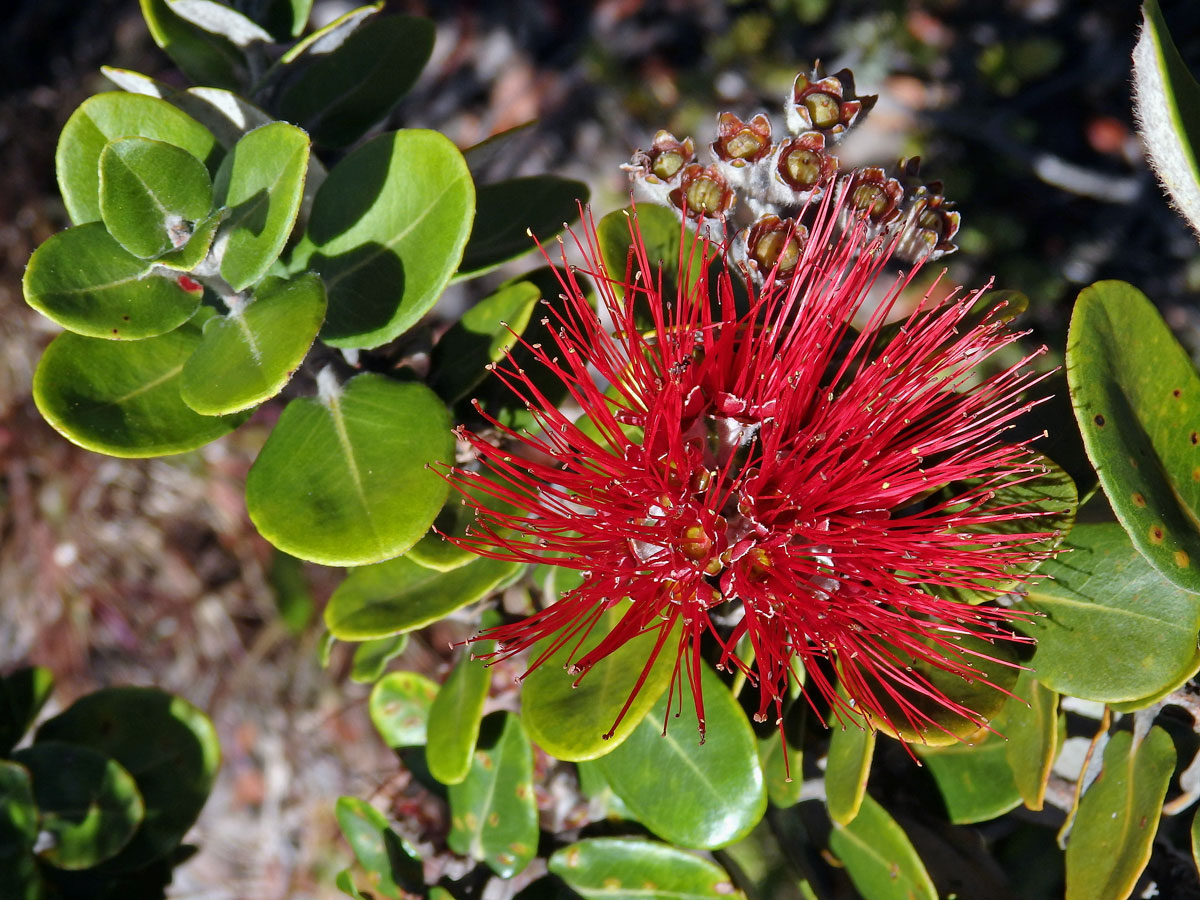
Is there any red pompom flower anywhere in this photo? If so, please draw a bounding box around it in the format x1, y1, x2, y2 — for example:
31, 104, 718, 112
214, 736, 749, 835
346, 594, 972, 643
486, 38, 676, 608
445, 189, 1057, 745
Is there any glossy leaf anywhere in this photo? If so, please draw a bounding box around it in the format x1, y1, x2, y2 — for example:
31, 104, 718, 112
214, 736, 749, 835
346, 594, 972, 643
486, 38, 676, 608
325, 553, 522, 640
597, 660, 766, 849
350, 634, 408, 685
915, 731, 1022, 824
426, 647, 493, 786
212, 122, 310, 291
24, 223, 201, 340
181, 273, 326, 415
829, 794, 937, 900
99, 137, 213, 259
138, 0, 250, 89
279, 3, 381, 64
1017, 523, 1200, 703
33, 312, 247, 458
1064, 727, 1175, 900
521, 605, 679, 762
56, 91, 217, 225
246, 374, 452, 566
457, 176, 588, 279
274, 15, 433, 147
448, 712, 539, 877
369, 671, 438, 748
998, 670, 1059, 810
36, 686, 220, 869
0, 667, 54, 757
294, 130, 474, 349
825, 718, 875, 826
12, 742, 144, 870
334, 796, 422, 899
549, 837, 745, 900
1068, 280, 1200, 591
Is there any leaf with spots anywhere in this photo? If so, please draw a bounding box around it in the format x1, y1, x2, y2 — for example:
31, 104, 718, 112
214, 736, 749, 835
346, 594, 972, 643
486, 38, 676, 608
334, 796, 422, 899
447, 712, 538, 878
549, 837, 746, 900
828, 793, 937, 900
1067, 279, 1200, 591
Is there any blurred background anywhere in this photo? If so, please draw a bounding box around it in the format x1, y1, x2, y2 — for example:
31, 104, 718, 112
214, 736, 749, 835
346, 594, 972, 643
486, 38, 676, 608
1, 0, 1196, 896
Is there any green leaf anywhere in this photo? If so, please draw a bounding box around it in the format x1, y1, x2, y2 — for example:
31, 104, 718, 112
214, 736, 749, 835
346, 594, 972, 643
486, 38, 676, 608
278, 3, 380, 64
212, 122, 310, 292
549, 837, 745, 900
521, 604, 679, 762
1064, 727, 1175, 900
0, 667, 54, 757
268, 550, 313, 634
155, 208, 224, 272
369, 671, 438, 748
825, 718, 875, 826
428, 279, 542, 405
915, 730, 1022, 824
1016, 522, 1200, 703
293, 129, 475, 349
246, 374, 452, 566
1134, 0, 1200, 237
56, 91, 217, 225
0, 761, 38, 854
575, 760, 634, 821
33, 312, 247, 458
447, 712, 539, 878
334, 796, 422, 899
274, 15, 434, 147
246, 0, 312, 38
757, 732, 803, 809
1192, 805, 1200, 880
138, 0, 251, 90
997, 670, 1059, 810
36, 687, 220, 869
350, 634, 409, 684
24, 223, 201, 340
99, 137, 213, 259
181, 273, 326, 415
597, 660, 766, 849
405, 470, 522, 572
1067, 280, 1200, 591
456, 176, 588, 279
829, 794, 937, 900
325, 554, 522, 640
170, 87, 275, 150
426, 647, 493, 786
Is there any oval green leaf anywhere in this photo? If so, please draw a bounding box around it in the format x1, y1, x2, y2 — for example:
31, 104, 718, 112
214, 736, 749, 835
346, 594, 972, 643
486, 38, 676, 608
549, 837, 745, 900
447, 712, 538, 878
212, 122, 310, 291
24, 223, 201, 340
0, 760, 38, 853
334, 796, 422, 898
597, 659, 765, 849
1067, 279, 1200, 591
825, 718, 875, 826
294, 129, 474, 349
350, 634, 408, 685
33, 313, 247, 458
181, 273, 326, 415
246, 374, 452, 566
426, 648, 493, 786
997, 670, 1059, 810
915, 731, 1022, 824
369, 671, 438, 748
56, 91, 217, 225
138, 0, 249, 90
1016, 522, 1200, 702
1064, 727, 1175, 900
829, 793, 937, 900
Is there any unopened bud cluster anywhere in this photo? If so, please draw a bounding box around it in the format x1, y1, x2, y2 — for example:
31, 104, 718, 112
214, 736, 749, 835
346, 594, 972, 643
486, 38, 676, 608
622, 65, 961, 282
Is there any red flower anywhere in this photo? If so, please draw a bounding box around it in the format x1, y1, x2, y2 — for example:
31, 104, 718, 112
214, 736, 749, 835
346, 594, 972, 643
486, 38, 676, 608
445, 188, 1056, 745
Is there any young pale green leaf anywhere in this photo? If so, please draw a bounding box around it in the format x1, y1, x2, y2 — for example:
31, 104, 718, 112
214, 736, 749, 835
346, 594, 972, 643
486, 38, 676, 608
324, 554, 521, 640
99, 137, 213, 259
825, 718, 875, 826
456, 176, 589, 279
829, 794, 937, 900
0, 667, 55, 757
597, 659, 766, 849
212, 122, 310, 291
334, 796, 422, 899
138, 0, 249, 90
915, 730, 1022, 824
349, 634, 408, 684
996, 670, 1059, 811
274, 16, 433, 148
1134, 0, 1200, 238
1065, 727, 1175, 900
521, 604, 679, 762
293, 130, 474, 349
36, 687, 220, 869
428, 279, 542, 405
24, 224, 201, 340
369, 671, 438, 748
1067, 279, 1200, 591
447, 712, 539, 878
56, 91, 217, 225
33, 313, 247, 458
246, 374, 452, 566
549, 837, 745, 900
181, 273, 326, 415
426, 648, 493, 786
1016, 523, 1200, 703
12, 742, 144, 870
